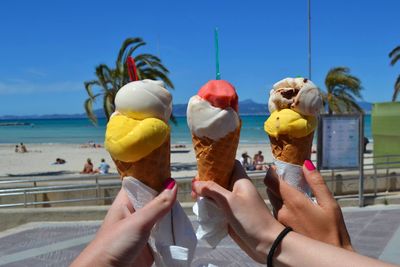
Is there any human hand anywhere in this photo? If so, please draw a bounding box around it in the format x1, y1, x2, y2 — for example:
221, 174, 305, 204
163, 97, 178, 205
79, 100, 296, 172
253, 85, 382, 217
71, 178, 177, 267
264, 160, 353, 251
192, 160, 284, 263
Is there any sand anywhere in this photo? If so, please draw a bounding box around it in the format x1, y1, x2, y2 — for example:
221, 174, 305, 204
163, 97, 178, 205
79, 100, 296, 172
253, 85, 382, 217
0, 143, 293, 179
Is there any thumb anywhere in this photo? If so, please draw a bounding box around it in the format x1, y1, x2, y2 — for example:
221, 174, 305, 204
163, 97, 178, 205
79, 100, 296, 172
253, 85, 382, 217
132, 178, 177, 231
192, 179, 231, 208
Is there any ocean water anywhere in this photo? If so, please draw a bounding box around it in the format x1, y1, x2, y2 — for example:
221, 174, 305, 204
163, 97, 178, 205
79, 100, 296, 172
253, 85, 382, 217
0, 115, 372, 144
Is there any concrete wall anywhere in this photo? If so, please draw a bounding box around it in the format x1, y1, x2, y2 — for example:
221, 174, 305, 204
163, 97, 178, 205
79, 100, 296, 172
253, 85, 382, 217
1, 172, 400, 231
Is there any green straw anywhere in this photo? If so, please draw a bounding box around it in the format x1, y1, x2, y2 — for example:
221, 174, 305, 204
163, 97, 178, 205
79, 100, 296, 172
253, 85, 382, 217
215, 27, 221, 80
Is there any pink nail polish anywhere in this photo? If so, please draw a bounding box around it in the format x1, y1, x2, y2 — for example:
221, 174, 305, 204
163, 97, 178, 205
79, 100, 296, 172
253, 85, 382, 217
164, 177, 176, 190
304, 160, 316, 171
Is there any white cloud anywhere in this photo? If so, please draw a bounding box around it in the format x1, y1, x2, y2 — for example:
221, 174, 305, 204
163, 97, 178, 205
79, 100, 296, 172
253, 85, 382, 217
25, 68, 47, 77
0, 80, 83, 95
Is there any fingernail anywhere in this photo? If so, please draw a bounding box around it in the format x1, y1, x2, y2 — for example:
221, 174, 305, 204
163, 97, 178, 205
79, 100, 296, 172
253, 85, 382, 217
304, 160, 316, 171
164, 177, 176, 190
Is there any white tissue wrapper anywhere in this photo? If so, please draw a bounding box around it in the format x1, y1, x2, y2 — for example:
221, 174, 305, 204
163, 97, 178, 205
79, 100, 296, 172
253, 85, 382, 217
122, 177, 197, 267
193, 197, 228, 248
273, 158, 311, 196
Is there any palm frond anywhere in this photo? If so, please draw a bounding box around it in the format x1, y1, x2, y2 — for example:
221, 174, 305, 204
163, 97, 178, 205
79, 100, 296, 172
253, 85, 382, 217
170, 113, 177, 125
120, 42, 146, 69
95, 64, 114, 90
390, 54, 400, 66
136, 60, 169, 73
84, 37, 175, 123
84, 98, 98, 125
116, 38, 145, 67
103, 92, 115, 120
330, 95, 341, 114
141, 68, 175, 89
337, 93, 363, 113
134, 54, 161, 63
324, 67, 362, 114
389, 46, 400, 66
84, 80, 100, 99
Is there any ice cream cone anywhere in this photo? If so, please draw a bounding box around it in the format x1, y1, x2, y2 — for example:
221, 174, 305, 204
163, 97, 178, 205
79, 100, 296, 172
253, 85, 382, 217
113, 135, 170, 192
268, 132, 314, 166
192, 125, 241, 188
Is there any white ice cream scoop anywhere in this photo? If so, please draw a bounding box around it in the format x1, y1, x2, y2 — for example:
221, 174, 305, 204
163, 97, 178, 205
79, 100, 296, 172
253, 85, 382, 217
114, 79, 172, 122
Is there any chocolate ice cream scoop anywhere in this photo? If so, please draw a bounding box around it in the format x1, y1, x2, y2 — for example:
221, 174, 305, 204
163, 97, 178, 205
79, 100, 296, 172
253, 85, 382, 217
268, 77, 323, 116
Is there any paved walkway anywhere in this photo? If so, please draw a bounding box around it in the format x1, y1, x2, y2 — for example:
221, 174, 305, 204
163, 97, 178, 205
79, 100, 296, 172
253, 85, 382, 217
0, 205, 400, 266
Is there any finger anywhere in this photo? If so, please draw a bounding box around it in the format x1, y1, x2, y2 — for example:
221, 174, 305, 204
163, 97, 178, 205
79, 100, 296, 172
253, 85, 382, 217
191, 176, 199, 199
273, 175, 313, 211
231, 160, 250, 184
303, 160, 335, 206
101, 188, 134, 229
263, 165, 281, 198
192, 180, 230, 206
132, 178, 178, 231
266, 188, 283, 217
265, 166, 306, 208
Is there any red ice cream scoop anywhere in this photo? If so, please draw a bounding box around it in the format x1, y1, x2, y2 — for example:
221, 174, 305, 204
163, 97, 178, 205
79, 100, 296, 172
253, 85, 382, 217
198, 80, 238, 112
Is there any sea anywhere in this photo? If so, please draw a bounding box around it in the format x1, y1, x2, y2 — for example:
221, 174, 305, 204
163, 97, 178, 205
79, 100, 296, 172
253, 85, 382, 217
0, 115, 372, 145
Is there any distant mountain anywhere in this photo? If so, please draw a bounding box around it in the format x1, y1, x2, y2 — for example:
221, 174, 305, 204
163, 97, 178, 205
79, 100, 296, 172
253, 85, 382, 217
321, 101, 373, 114
0, 100, 372, 120
239, 99, 269, 115
0, 109, 106, 120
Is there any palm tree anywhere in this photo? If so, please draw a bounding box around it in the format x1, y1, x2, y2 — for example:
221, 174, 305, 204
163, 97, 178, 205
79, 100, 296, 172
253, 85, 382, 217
323, 67, 363, 114
84, 37, 174, 124
389, 46, 400, 101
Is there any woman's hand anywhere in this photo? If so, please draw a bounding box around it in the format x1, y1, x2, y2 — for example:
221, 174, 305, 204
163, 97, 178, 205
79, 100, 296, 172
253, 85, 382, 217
264, 160, 353, 251
192, 160, 284, 263
71, 178, 177, 267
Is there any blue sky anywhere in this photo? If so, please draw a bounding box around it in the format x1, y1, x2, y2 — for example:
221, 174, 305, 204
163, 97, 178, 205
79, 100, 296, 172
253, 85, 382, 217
0, 0, 398, 116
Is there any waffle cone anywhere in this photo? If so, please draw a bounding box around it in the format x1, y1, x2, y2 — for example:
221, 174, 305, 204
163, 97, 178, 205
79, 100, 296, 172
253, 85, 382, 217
269, 132, 314, 166
192, 125, 241, 188
113, 136, 170, 192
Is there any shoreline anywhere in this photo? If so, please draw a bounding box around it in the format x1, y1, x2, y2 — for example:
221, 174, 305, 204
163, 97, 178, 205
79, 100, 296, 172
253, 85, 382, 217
0, 142, 278, 178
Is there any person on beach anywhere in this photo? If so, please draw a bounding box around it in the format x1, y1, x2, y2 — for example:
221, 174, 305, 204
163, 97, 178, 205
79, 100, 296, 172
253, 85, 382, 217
53, 158, 66, 165
80, 158, 94, 174
253, 150, 266, 170
20, 143, 28, 153
94, 158, 110, 174
240, 152, 254, 171
14, 145, 19, 153
72, 160, 396, 267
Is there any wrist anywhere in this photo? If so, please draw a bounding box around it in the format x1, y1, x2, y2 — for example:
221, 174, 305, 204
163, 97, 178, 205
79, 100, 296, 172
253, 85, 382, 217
257, 223, 286, 257
72, 239, 112, 267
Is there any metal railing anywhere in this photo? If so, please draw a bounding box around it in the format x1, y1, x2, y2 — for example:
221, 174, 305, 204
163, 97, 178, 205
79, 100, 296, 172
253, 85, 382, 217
319, 154, 400, 196
0, 175, 121, 208
0, 154, 399, 208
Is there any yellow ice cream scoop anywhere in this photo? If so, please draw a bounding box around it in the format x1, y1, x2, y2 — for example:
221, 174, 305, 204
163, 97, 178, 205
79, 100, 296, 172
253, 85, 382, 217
264, 109, 316, 138
105, 114, 169, 162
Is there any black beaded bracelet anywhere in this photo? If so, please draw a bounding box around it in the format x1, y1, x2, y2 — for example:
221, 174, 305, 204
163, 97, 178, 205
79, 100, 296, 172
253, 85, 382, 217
267, 227, 293, 267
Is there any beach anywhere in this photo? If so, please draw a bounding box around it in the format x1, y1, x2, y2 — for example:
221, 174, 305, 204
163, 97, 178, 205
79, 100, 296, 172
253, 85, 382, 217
0, 115, 371, 178
0, 143, 292, 179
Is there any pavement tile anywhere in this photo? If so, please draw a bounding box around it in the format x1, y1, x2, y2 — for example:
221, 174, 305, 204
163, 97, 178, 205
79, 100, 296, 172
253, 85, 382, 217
0, 206, 399, 266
